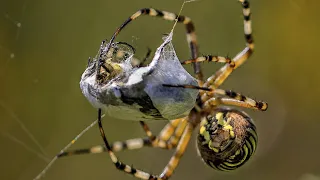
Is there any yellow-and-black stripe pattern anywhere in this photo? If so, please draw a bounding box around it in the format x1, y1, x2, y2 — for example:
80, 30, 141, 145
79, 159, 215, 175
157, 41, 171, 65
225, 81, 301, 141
197, 107, 257, 171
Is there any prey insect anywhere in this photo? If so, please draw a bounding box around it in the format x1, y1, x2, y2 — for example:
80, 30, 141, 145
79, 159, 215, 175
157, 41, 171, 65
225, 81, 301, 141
34, 0, 267, 179
80, 34, 199, 122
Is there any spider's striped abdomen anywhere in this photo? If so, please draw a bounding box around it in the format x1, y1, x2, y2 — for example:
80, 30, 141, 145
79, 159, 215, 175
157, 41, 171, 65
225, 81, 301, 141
197, 107, 257, 171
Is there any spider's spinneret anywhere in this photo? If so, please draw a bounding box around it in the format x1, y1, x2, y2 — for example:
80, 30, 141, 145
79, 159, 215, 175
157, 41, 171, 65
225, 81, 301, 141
197, 107, 257, 171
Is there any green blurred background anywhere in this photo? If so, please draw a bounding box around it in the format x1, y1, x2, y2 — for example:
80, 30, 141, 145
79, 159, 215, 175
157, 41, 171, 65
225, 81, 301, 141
1, 0, 320, 180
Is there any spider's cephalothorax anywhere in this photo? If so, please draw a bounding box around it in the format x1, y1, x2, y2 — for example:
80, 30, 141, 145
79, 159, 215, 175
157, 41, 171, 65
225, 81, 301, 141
197, 107, 257, 171
80, 34, 199, 121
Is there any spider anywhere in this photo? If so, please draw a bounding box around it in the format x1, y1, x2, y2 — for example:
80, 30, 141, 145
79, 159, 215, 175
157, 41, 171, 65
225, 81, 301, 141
39, 0, 268, 179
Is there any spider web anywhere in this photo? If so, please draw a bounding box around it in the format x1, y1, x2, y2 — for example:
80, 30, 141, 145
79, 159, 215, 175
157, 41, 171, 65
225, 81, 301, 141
0, 0, 26, 76
0, 0, 52, 180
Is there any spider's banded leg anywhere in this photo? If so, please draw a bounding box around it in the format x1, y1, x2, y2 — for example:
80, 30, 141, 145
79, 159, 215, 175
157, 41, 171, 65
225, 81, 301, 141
204, 95, 267, 112
186, 84, 267, 111
97, 109, 160, 180
157, 119, 187, 149
57, 137, 152, 158
157, 119, 181, 142
207, 89, 267, 111
204, 0, 254, 88
57, 128, 184, 159
140, 121, 156, 141
140, 119, 182, 147
166, 119, 188, 148
103, 8, 202, 83
58, 119, 186, 158
162, 84, 267, 111
136, 118, 187, 149
159, 123, 194, 179
182, 55, 235, 67
182, 55, 234, 96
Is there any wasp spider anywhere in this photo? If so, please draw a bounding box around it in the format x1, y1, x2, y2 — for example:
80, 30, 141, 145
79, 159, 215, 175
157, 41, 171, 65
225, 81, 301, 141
53, 0, 267, 179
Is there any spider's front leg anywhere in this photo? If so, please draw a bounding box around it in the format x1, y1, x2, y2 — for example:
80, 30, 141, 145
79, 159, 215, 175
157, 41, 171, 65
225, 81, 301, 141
202, 89, 268, 112
181, 0, 254, 89
162, 84, 268, 111
204, 0, 254, 88
97, 109, 193, 180
100, 7, 203, 84
97, 109, 160, 179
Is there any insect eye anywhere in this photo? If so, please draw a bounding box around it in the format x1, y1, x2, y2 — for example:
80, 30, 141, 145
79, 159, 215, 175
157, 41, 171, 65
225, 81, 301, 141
110, 42, 135, 63
197, 107, 257, 171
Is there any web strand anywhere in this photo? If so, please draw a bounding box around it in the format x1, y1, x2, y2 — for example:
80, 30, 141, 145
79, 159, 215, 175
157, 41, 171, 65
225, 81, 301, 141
33, 114, 105, 180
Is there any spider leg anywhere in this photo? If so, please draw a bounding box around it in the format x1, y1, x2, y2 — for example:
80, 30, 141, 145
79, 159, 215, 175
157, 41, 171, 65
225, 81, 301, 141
181, 55, 235, 68
139, 119, 186, 149
101, 8, 202, 83
203, 89, 268, 111
166, 119, 187, 148
57, 119, 186, 159
157, 118, 188, 149
57, 137, 152, 158
162, 84, 267, 111
204, 0, 254, 88
97, 109, 195, 180
159, 123, 194, 179
139, 121, 156, 141
97, 109, 161, 179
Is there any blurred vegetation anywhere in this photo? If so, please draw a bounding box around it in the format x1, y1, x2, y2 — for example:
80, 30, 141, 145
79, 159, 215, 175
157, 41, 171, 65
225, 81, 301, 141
0, 0, 320, 180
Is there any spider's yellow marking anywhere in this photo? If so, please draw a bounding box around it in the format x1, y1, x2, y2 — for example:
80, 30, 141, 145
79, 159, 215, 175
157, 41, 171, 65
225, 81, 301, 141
216, 112, 225, 126
208, 140, 220, 153
109, 151, 118, 163
183, 16, 191, 24
199, 119, 210, 145
124, 165, 132, 173
131, 11, 141, 20
200, 126, 205, 135
163, 11, 176, 21
135, 170, 151, 179
90, 145, 104, 154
